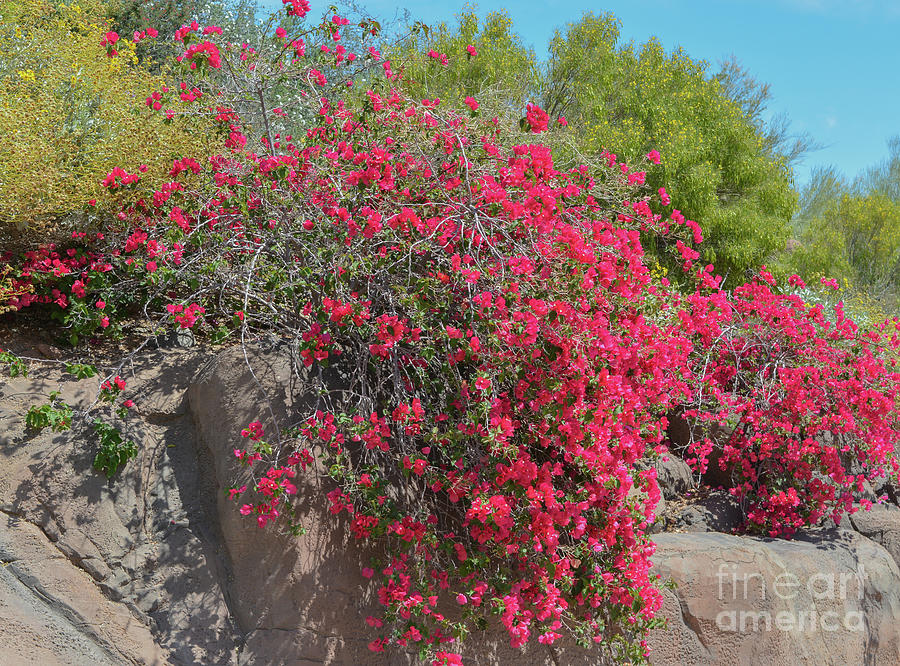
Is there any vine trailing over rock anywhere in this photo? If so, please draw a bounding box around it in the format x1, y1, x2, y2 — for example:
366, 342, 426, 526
1, 4, 899, 664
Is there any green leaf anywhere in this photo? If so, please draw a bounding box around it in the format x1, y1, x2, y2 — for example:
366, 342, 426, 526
92, 419, 138, 479
0, 351, 27, 378
65, 362, 97, 379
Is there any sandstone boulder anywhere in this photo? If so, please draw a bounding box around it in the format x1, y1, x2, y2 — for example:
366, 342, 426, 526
849, 504, 900, 570
646, 530, 900, 665
0, 344, 238, 664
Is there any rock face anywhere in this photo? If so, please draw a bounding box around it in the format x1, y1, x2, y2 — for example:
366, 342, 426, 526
653, 453, 694, 500
2, 341, 900, 665
658, 489, 744, 534
187, 345, 397, 665
185, 345, 580, 666
647, 531, 900, 665
0, 344, 238, 665
0, 516, 166, 665
849, 504, 900, 569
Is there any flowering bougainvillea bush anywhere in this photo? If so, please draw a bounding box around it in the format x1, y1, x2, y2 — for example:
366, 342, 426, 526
1, 4, 899, 664
676, 270, 900, 537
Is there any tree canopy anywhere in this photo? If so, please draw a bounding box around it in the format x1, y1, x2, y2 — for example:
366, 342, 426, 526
787, 138, 900, 316
391, 10, 799, 287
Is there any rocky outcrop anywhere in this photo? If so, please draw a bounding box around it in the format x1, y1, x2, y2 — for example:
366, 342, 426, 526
648, 530, 900, 665
0, 344, 238, 665
653, 453, 694, 500
187, 345, 396, 665
849, 504, 900, 570
0, 514, 167, 665
2, 341, 900, 665
657, 489, 744, 534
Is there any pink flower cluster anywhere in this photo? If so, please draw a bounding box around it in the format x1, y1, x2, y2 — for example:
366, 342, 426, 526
166, 302, 205, 328
177, 40, 222, 69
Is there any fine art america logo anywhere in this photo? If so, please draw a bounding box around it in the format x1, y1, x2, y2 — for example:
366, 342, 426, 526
715, 563, 867, 633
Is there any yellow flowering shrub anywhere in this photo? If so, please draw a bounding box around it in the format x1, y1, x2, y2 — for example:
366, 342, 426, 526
0, 0, 213, 247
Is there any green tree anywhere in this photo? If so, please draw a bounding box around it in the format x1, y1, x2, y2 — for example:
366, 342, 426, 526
387, 10, 540, 111
544, 14, 796, 285
714, 55, 819, 169
390, 10, 798, 287
109, 0, 263, 46
787, 140, 900, 316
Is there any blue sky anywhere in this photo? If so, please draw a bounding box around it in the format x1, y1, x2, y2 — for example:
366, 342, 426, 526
262, 0, 900, 189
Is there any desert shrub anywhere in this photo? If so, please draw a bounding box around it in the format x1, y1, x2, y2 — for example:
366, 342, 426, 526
0, 0, 214, 247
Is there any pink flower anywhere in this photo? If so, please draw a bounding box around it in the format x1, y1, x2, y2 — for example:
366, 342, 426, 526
525, 103, 549, 133
101, 31, 119, 56
241, 421, 264, 441
646, 149, 662, 165
427, 49, 449, 66
362, 566, 374, 578
275, 26, 287, 39
466, 45, 477, 57
100, 316, 110, 328
464, 96, 479, 112
95, 299, 106, 309
282, 0, 311, 17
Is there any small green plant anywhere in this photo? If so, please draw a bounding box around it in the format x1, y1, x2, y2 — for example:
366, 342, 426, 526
64, 362, 97, 379
25, 392, 73, 432
92, 418, 138, 478
0, 350, 27, 377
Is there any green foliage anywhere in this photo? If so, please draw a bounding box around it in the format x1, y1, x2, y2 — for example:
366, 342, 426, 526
786, 139, 900, 318
65, 362, 98, 379
799, 193, 899, 289
25, 392, 73, 432
92, 418, 138, 477
714, 55, 819, 168
545, 15, 796, 285
109, 0, 263, 54
0, 349, 27, 377
388, 10, 540, 109
0, 0, 215, 247
390, 10, 798, 287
